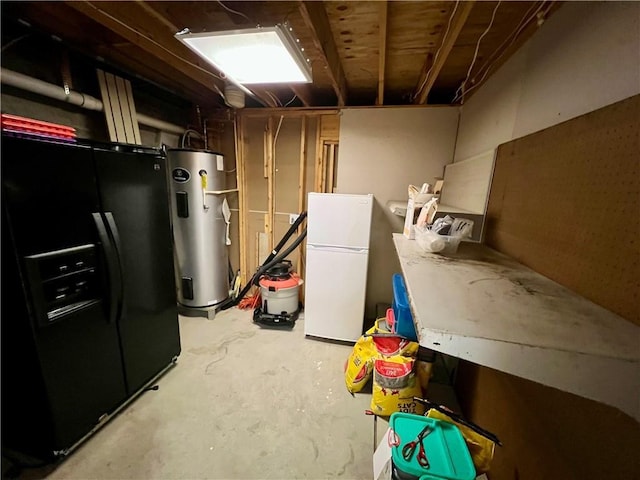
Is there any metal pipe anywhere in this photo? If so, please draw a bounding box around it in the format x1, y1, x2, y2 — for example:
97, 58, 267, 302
136, 114, 184, 135
1, 68, 185, 135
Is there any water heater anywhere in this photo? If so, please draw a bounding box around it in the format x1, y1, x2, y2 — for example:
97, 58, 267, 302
167, 148, 229, 309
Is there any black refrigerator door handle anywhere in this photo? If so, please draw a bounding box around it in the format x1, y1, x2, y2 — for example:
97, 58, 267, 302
92, 212, 120, 324
104, 212, 126, 318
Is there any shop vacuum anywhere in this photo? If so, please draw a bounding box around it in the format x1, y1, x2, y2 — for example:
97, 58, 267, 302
216, 212, 307, 328
254, 259, 302, 327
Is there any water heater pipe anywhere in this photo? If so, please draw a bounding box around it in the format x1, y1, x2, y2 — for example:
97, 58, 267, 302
205, 189, 239, 195
1, 68, 185, 135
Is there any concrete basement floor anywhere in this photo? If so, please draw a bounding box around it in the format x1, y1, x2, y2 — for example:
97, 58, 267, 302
18, 308, 381, 479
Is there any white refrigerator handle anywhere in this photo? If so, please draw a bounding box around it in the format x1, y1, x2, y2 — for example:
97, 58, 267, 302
307, 244, 368, 253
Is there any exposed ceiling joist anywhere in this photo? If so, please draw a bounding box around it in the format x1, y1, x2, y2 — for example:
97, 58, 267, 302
462, 1, 558, 103
413, 0, 475, 105
135, 0, 179, 33
65, 1, 225, 95
414, 53, 434, 105
65, 1, 279, 108
377, 1, 388, 106
4, 1, 561, 109
251, 88, 281, 108
290, 84, 315, 107
298, 1, 348, 107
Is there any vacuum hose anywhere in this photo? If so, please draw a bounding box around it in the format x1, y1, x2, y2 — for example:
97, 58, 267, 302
251, 229, 307, 286
216, 211, 307, 312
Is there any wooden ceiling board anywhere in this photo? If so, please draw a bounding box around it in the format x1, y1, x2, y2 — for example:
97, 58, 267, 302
385, 2, 455, 92
3, 2, 213, 105
67, 1, 218, 75
2, 0, 563, 107
7, 2, 122, 50
61, 1, 226, 103
145, 1, 251, 32
432, 1, 545, 100
324, 1, 379, 91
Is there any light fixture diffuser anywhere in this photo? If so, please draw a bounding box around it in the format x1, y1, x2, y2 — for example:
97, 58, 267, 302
176, 25, 312, 85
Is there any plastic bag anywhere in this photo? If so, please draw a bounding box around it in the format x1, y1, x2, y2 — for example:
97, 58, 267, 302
370, 356, 424, 416
450, 217, 474, 238
415, 226, 446, 253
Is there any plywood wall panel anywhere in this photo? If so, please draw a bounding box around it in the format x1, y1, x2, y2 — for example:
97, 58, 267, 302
486, 95, 640, 325
456, 361, 640, 479
244, 117, 269, 211
274, 118, 304, 214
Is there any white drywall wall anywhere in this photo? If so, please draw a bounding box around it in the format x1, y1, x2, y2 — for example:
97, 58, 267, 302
455, 1, 640, 161
337, 106, 459, 319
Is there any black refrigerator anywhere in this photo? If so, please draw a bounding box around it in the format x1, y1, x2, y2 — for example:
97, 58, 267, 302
1, 134, 181, 461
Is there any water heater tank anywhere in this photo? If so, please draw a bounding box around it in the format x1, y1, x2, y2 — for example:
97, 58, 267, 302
167, 148, 229, 308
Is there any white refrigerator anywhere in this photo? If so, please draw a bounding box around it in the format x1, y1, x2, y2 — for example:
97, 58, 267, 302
304, 193, 374, 341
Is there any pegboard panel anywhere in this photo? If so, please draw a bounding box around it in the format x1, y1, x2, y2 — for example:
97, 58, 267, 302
486, 95, 639, 325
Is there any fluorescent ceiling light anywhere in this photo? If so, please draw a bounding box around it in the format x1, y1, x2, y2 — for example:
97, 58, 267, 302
176, 25, 312, 85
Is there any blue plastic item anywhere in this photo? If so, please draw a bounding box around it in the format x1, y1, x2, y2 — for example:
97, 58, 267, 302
390, 412, 476, 480
392, 273, 418, 341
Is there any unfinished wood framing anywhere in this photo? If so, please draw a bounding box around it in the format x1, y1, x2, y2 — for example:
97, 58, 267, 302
299, 1, 348, 106
67, 1, 225, 96
250, 88, 280, 109
297, 117, 308, 284
314, 121, 324, 193
290, 84, 315, 107
239, 108, 340, 118
234, 114, 249, 284
413, 1, 475, 104
313, 115, 341, 193
326, 143, 337, 193
265, 117, 276, 249
235, 111, 340, 282
463, 1, 560, 103
377, 1, 388, 105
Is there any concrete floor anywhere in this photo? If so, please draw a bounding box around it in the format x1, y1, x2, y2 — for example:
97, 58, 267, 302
18, 309, 380, 479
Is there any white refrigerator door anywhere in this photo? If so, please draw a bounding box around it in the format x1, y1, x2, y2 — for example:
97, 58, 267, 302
304, 244, 369, 341
307, 193, 373, 249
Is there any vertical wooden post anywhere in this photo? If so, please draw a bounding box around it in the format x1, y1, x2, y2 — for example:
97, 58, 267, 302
266, 117, 275, 250
314, 117, 324, 192
327, 143, 336, 193
235, 113, 248, 284
377, 1, 388, 105
297, 117, 308, 279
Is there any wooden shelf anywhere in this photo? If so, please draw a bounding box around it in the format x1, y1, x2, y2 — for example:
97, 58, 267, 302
392, 233, 640, 420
